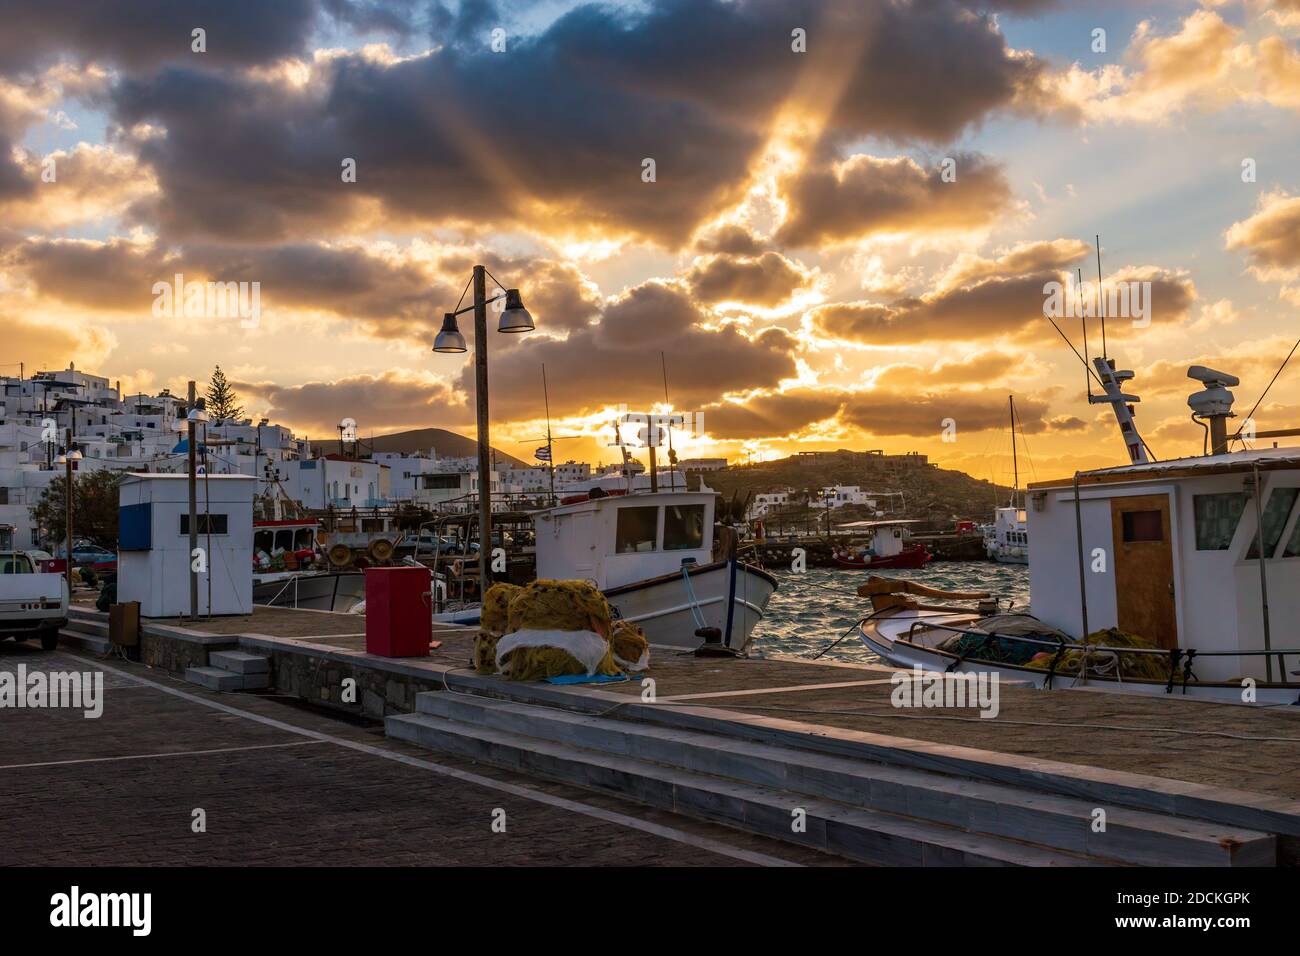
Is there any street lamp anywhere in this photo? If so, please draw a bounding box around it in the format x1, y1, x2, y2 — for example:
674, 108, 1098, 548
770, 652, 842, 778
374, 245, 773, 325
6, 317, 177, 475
56, 440, 83, 588
432, 265, 534, 589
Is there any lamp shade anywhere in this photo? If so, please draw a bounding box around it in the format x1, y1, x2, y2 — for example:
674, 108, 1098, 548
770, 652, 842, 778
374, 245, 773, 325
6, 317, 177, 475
433, 313, 467, 353
498, 289, 534, 333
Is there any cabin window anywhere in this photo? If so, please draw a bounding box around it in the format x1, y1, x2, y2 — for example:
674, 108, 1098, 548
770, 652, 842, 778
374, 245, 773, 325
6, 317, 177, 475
615, 506, 659, 553
1247, 487, 1299, 559
663, 504, 705, 551
180, 514, 228, 535
1121, 510, 1163, 542
295, 528, 313, 550
1193, 493, 1247, 550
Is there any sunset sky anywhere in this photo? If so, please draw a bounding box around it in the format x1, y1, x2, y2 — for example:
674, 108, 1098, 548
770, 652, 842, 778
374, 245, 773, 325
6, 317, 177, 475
5, 0, 1300, 485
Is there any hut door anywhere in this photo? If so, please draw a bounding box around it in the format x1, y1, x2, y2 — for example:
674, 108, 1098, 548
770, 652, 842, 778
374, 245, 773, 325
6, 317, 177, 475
1109, 494, 1177, 648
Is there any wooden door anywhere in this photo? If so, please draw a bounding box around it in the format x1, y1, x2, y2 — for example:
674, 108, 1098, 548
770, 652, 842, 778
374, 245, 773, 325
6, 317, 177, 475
1109, 494, 1178, 648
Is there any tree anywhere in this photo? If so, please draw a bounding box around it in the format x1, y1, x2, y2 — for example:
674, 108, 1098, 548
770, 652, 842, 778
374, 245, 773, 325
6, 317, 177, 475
30, 469, 124, 550
206, 365, 243, 421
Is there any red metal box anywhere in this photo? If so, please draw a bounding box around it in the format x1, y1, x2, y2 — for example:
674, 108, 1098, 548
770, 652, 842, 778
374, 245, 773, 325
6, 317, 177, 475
364, 566, 432, 657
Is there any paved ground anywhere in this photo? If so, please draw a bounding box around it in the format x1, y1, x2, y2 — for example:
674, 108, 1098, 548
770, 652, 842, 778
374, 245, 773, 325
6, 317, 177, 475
0, 639, 837, 867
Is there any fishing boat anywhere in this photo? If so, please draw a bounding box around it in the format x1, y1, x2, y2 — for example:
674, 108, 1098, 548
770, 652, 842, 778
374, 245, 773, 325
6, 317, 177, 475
534, 487, 778, 650
832, 520, 931, 569
984, 396, 1029, 564
861, 359, 1300, 704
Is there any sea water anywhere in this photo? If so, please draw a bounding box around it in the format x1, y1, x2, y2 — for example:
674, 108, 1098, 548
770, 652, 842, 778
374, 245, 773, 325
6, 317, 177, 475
748, 563, 1031, 665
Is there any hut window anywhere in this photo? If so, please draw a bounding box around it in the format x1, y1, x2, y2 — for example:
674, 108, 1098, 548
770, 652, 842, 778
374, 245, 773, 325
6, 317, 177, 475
615, 506, 659, 553
1122, 510, 1163, 542
1193, 493, 1247, 550
663, 504, 705, 551
1247, 487, 1299, 559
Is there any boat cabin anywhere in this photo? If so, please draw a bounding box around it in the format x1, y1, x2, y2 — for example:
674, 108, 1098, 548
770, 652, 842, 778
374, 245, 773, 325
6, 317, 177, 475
534, 490, 714, 589
837, 519, 916, 556
1027, 448, 1300, 682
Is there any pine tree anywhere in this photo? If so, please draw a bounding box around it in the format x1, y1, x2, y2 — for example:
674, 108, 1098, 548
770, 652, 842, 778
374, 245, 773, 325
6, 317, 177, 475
206, 365, 243, 421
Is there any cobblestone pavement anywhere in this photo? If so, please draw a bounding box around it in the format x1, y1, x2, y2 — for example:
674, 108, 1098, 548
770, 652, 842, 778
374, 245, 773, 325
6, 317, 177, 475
0, 641, 837, 867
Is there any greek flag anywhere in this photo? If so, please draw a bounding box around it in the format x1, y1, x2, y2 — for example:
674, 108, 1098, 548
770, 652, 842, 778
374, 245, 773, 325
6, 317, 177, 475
535, 445, 552, 462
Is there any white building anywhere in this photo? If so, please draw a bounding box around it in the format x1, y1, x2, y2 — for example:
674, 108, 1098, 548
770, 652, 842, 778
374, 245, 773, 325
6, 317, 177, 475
680, 457, 728, 472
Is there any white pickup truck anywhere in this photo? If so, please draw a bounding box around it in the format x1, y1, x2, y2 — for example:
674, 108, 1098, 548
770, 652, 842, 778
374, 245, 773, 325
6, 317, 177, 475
0, 551, 69, 651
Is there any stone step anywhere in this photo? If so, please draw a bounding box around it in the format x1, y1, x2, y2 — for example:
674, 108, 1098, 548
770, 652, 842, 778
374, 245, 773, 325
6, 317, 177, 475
209, 650, 270, 674
184, 666, 270, 692
64, 616, 110, 638
412, 691, 1275, 867
387, 711, 1103, 867
58, 627, 111, 655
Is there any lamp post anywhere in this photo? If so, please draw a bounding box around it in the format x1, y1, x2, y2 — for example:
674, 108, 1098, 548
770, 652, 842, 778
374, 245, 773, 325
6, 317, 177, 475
56, 435, 82, 589
433, 264, 534, 589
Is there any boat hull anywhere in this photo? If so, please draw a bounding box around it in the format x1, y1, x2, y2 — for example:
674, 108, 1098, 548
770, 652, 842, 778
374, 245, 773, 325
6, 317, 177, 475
861, 608, 1300, 705
252, 571, 366, 613
604, 560, 777, 651
835, 546, 930, 570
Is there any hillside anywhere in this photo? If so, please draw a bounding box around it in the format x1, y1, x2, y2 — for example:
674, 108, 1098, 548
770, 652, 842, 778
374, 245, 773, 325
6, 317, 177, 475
312, 427, 528, 468
701, 450, 1017, 524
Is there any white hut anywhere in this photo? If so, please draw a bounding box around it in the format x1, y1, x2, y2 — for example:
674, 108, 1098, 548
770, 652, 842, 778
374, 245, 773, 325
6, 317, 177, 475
118, 474, 255, 617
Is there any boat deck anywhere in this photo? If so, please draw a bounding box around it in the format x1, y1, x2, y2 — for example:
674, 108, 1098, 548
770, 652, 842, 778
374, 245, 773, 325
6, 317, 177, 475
115, 602, 1300, 801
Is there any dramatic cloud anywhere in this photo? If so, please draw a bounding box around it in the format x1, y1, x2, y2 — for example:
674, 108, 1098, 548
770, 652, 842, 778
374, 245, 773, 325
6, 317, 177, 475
686, 252, 813, 307
1225, 190, 1300, 280
99, 0, 1054, 248
842, 389, 1051, 438
242, 369, 461, 436
701, 389, 846, 440
0, 0, 319, 73
812, 258, 1194, 345
470, 280, 800, 420
774, 153, 1012, 248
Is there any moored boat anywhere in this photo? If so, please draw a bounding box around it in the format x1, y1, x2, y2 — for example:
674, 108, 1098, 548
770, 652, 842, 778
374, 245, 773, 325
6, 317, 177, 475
859, 361, 1300, 705
535, 488, 777, 650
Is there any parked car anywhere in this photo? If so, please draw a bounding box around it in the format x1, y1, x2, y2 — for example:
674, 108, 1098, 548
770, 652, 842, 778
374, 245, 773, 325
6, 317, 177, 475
0, 551, 69, 650
52, 542, 117, 572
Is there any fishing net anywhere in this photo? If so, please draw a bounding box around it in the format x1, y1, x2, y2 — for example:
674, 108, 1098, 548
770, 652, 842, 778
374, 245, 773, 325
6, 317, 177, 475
610, 620, 650, 672
481, 583, 521, 635
507, 579, 612, 638
496, 628, 621, 680
936, 615, 1071, 666
1024, 628, 1171, 680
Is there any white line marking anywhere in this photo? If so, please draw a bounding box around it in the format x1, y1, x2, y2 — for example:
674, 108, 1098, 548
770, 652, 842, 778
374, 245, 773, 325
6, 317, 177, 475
85, 659, 802, 868
661, 678, 896, 701
0, 740, 326, 771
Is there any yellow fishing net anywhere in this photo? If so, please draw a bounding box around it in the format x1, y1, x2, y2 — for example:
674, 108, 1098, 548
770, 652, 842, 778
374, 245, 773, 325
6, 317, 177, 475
481, 583, 521, 635
506, 579, 612, 638
1024, 628, 1171, 680
610, 619, 650, 671
503, 644, 621, 682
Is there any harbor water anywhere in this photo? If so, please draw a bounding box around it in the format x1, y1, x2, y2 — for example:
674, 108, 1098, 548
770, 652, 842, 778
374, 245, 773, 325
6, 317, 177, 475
749, 563, 1031, 665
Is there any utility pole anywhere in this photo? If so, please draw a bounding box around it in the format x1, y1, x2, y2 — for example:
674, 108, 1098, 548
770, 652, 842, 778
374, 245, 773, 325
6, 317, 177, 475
64, 427, 74, 590
187, 380, 198, 621
472, 265, 492, 589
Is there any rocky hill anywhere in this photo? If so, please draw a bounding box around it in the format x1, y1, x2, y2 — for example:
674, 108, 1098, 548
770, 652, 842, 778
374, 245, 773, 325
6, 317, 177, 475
312, 427, 527, 468
700, 449, 1017, 526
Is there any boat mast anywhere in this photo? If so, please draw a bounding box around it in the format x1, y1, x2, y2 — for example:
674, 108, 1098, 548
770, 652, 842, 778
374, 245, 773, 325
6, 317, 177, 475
1009, 394, 1019, 510
542, 364, 555, 506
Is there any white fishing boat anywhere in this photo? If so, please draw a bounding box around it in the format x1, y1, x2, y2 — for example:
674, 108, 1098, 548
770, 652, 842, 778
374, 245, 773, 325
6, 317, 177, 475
863, 360, 1300, 704
252, 569, 367, 612
534, 488, 777, 650
984, 395, 1029, 564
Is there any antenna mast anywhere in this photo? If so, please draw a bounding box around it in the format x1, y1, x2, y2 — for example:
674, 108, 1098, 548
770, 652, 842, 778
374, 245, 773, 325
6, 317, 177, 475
661, 351, 676, 493
1009, 395, 1019, 509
